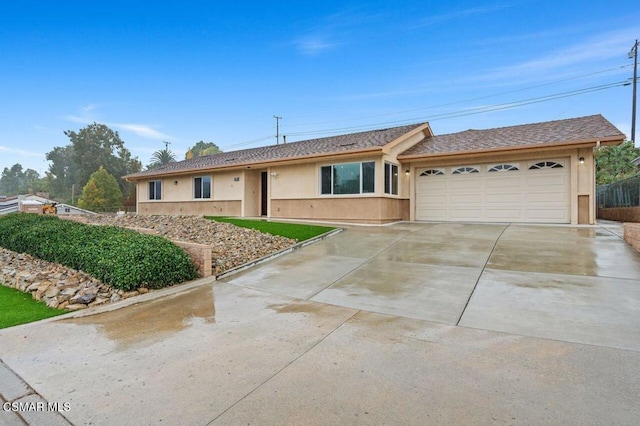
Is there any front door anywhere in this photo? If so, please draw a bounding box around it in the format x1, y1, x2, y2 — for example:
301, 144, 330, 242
261, 171, 268, 216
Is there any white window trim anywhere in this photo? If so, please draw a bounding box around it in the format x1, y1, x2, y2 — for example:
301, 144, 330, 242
419, 169, 445, 177
451, 166, 480, 175
384, 162, 399, 196
148, 180, 163, 201
319, 161, 376, 196
193, 175, 212, 200
487, 163, 520, 172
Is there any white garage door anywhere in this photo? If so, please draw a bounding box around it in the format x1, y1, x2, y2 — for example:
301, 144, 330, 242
415, 159, 570, 223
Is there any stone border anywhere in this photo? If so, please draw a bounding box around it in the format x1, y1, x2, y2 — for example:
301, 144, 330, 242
215, 227, 343, 280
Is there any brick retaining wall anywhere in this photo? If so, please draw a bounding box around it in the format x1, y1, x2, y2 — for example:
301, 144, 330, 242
624, 223, 640, 254
598, 207, 640, 223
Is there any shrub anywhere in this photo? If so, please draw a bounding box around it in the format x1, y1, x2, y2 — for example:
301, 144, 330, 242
0, 214, 197, 290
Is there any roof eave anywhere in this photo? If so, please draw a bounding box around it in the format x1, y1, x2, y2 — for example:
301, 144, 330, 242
397, 135, 625, 161
381, 123, 432, 153
125, 146, 384, 181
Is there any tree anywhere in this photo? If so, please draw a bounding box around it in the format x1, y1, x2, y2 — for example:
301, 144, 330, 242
78, 166, 123, 212
147, 148, 177, 169
0, 164, 44, 196
185, 141, 221, 159
595, 141, 640, 185
46, 145, 77, 200
47, 123, 141, 203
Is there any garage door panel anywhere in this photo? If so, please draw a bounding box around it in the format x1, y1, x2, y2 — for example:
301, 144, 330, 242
485, 209, 524, 220
486, 193, 521, 203
450, 209, 483, 220
416, 208, 447, 220
416, 158, 570, 223
525, 209, 569, 221
525, 174, 567, 187
450, 194, 483, 204
525, 192, 567, 203
485, 177, 522, 189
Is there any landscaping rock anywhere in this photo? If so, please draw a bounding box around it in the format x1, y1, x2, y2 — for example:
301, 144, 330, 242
0, 214, 298, 311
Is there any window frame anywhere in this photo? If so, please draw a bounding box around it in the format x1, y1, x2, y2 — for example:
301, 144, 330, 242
419, 169, 445, 177
148, 180, 162, 200
384, 162, 399, 195
193, 176, 212, 199
488, 164, 519, 172
529, 161, 564, 170
320, 161, 375, 196
452, 166, 480, 175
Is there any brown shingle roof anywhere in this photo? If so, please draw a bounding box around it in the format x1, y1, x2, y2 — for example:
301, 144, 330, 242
398, 114, 625, 158
127, 123, 428, 179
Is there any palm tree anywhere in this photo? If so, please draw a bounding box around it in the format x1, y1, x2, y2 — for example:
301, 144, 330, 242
148, 148, 176, 169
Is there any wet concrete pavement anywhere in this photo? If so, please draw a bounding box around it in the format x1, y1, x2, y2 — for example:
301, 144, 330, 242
1, 221, 640, 425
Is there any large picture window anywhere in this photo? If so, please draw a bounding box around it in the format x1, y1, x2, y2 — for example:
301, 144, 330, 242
384, 162, 398, 195
321, 161, 375, 195
194, 176, 211, 199
149, 180, 162, 200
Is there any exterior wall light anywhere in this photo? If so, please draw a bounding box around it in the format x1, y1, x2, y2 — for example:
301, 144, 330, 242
405, 170, 410, 176
174, 180, 178, 185
579, 157, 585, 164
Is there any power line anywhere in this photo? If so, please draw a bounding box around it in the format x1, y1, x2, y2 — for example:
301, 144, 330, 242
219, 77, 629, 150
281, 64, 632, 127
284, 80, 628, 139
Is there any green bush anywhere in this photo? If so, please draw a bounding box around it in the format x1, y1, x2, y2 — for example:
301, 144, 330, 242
0, 214, 197, 290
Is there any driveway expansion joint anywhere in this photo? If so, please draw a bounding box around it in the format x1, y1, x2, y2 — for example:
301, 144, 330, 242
205, 309, 362, 425
0, 359, 72, 425
455, 223, 510, 326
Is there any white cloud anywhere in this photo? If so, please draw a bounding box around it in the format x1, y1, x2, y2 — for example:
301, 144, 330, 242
0, 145, 44, 158
413, 4, 511, 28
477, 29, 636, 82
294, 36, 342, 56
111, 123, 172, 140
63, 105, 173, 141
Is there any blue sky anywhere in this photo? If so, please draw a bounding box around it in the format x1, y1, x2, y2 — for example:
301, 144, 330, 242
1, 0, 639, 175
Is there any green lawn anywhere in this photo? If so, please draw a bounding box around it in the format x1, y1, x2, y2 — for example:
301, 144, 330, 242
206, 217, 336, 241
0, 285, 65, 329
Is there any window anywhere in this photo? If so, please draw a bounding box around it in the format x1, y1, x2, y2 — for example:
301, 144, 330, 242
149, 180, 162, 200
320, 161, 375, 195
384, 162, 399, 195
420, 169, 444, 176
488, 164, 519, 172
194, 176, 211, 199
529, 161, 563, 170
452, 166, 479, 174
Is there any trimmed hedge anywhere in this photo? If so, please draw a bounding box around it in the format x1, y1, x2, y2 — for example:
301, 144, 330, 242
0, 214, 197, 290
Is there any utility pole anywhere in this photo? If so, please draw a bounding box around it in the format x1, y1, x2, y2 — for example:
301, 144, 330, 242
163, 140, 171, 150
273, 116, 282, 144
629, 39, 638, 144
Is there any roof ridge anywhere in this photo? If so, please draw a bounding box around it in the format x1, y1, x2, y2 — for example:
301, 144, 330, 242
432, 114, 605, 138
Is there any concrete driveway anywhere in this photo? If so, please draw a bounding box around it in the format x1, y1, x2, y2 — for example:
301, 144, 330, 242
1, 222, 640, 425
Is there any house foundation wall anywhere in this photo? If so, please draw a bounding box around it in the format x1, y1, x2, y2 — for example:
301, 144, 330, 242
270, 197, 409, 224
137, 201, 242, 217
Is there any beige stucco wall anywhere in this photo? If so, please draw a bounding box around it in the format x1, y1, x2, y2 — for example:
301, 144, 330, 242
137, 200, 241, 216
405, 146, 596, 225
269, 163, 317, 199
137, 171, 244, 203
271, 197, 409, 224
